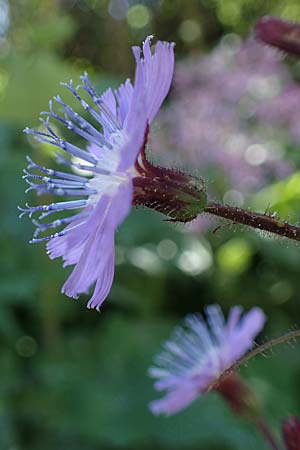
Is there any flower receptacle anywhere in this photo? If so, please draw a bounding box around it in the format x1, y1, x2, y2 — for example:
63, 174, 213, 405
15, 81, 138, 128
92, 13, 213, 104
133, 148, 207, 222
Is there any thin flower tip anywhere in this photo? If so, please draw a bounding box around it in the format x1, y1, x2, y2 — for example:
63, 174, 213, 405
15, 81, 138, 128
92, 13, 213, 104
17, 205, 26, 219
61, 285, 79, 300
18, 203, 32, 219
87, 301, 101, 312
148, 400, 165, 416
133, 35, 175, 61
248, 306, 267, 333
255, 16, 300, 57
60, 79, 73, 88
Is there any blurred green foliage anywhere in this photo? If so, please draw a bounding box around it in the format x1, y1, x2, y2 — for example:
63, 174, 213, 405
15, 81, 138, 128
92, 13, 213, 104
2, 1, 300, 449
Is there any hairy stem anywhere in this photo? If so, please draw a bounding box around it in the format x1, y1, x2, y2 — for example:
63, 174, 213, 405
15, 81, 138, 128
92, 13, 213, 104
204, 202, 300, 242
215, 330, 300, 384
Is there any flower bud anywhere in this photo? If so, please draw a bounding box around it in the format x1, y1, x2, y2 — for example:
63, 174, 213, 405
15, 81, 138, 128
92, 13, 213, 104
282, 417, 300, 450
256, 16, 300, 57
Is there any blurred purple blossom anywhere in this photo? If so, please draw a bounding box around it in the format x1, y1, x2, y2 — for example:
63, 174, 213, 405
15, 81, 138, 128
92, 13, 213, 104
151, 37, 300, 230
149, 304, 265, 415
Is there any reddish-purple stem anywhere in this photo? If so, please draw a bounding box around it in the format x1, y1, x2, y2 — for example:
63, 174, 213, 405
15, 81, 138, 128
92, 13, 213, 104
205, 202, 300, 242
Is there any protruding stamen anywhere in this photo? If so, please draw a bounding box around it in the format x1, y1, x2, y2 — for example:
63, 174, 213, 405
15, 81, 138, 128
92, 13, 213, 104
30, 220, 87, 244
41, 97, 112, 149
60, 80, 116, 139
25, 179, 96, 196
24, 126, 97, 165
55, 152, 112, 176
18, 199, 87, 218
23, 169, 89, 188
32, 211, 90, 237
25, 156, 88, 183
78, 72, 121, 132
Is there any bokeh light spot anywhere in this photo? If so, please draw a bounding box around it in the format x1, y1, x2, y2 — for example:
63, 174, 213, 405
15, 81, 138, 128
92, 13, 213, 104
179, 19, 201, 43
16, 336, 38, 358
217, 238, 252, 274
220, 33, 241, 51
270, 281, 293, 304
280, 3, 300, 20
127, 4, 151, 29
128, 246, 162, 273
108, 0, 129, 20
245, 144, 267, 166
223, 189, 244, 206
177, 239, 212, 275
115, 245, 125, 265
217, 2, 240, 26
157, 239, 178, 260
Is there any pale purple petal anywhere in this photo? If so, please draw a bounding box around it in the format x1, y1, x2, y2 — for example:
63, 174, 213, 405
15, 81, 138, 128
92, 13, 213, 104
61, 206, 113, 298
205, 305, 226, 343
46, 201, 108, 263
61, 182, 132, 305
101, 88, 117, 116
120, 36, 175, 170
150, 384, 200, 416
115, 79, 134, 125
225, 306, 243, 334
87, 250, 115, 310
135, 36, 175, 123
226, 307, 266, 360
100, 88, 117, 138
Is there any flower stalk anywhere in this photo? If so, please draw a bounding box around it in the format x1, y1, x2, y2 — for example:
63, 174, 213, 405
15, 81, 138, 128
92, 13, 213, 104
215, 375, 282, 450
204, 202, 300, 242
214, 373, 262, 418
255, 418, 282, 450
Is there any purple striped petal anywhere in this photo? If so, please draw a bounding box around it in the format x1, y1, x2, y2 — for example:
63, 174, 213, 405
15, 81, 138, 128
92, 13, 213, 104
120, 37, 175, 170
226, 307, 266, 361
87, 250, 115, 310
133, 36, 175, 123
61, 182, 132, 306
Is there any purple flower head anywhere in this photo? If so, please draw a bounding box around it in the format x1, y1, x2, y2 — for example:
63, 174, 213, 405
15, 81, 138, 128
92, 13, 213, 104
19, 36, 176, 311
256, 16, 300, 57
149, 305, 266, 415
